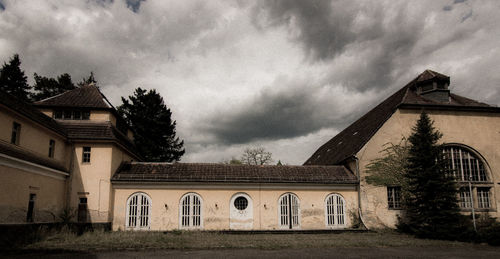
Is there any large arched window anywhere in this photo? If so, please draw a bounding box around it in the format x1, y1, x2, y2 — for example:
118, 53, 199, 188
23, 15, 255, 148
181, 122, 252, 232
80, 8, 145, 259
278, 193, 300, 229
325, 194, 346, 228
126, 192, 152, 230
179, 193, 202, 229
443, 146, 488, 182
443, 145, 493, 210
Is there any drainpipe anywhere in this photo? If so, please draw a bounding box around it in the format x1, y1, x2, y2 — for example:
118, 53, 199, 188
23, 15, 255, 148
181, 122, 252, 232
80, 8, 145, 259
353, 156, 368, 230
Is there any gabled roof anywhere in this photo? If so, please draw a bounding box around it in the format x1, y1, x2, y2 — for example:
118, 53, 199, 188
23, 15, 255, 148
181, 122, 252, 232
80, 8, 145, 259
304, 70, 499, 166
0, 140, 67, 172
33, 84, 113, 109
0, 90, 66, 137
112, 162, 358, 184
58, 120, 142, 160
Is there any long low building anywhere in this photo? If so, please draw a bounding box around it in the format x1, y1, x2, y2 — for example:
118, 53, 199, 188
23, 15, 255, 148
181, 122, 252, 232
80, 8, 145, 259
1, 69, 499, 230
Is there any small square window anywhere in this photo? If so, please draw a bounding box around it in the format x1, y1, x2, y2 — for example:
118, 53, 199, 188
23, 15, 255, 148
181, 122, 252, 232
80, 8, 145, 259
48, 139, 55, 158
82, 147, 91, 163
82, 111, 90, 120
63, 110, 72, 120
11, 122, 21, 145
73, 111, 81, 120
54, 110, 63, 119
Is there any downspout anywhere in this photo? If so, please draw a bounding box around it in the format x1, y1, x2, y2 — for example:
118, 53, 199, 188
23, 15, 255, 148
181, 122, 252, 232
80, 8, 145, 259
353, 155, 368, 230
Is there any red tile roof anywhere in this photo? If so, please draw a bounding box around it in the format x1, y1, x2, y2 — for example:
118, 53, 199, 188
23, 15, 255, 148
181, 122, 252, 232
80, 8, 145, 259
112, 162, 358, 184
304, 70, 500, 166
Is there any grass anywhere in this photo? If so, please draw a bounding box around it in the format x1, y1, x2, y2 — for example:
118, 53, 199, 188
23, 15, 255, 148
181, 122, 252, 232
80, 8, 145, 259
20, 229, 483, 252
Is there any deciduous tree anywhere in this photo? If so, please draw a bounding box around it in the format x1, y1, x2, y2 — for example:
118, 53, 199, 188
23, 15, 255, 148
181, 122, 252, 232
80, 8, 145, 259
241, 147, 273, 165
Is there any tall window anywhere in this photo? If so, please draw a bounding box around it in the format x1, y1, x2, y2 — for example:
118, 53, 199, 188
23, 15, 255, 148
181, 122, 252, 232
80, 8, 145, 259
443, 145, 493, 211
278, 193, 300, 229
459, 188, 472, 208
325, 194, 346, 227
477, 188, 491, 209
387, 186, 402, 209
126, 192, 151, 230
180, 193, 202, 229
48, 139, 55, 158
11, 122, 21, 145
82, 147, 91, 163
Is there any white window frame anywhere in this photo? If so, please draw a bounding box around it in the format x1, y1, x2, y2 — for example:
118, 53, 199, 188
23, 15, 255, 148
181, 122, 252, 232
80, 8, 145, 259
179, 193, 203, 229
387, 186, 402, 210
82, 146, 91, 163
278, 193, 300, 229
325, 193, 346, 228
477, 188, 491, 209
126, 192, 152, 230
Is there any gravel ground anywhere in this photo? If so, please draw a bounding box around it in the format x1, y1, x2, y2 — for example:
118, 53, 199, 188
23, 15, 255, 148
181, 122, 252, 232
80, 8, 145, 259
5, 246, 500, 259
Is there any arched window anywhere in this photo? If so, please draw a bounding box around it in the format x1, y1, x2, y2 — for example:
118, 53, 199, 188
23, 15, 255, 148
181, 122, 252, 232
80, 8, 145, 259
443, 146, 488, 182
179, 193, 202, 229
278, 193, 300, 229
443, 145, 493, 209
126, 192, 151, 230
325, 194, 346, 227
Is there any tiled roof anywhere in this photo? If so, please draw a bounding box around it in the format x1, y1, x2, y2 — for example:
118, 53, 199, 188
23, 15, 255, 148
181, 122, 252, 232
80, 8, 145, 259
0, 140, 67, 172
304, 70, 500, 166
58, 121, 142, 159
112, 162, 358, 184
0, 90, 66, 137
33, 85, 112, 109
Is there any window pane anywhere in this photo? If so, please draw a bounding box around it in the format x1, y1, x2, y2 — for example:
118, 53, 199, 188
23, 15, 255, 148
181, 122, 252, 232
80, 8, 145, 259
82, 111, 90, 120
54, 110, 63, 119
477, 188, 490, 208
63, 110, 72, 120
73, 111, 81, 120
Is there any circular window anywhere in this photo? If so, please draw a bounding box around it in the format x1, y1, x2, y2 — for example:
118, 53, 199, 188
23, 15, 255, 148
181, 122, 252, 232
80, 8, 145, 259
234, 196, 248, 210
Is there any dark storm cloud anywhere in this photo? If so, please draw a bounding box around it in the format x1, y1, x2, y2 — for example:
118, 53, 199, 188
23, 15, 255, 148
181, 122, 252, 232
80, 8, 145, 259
0, 1, 5, 11
126, 0, 145, 13
251, 0, 425, 92
203, 78, 372, 144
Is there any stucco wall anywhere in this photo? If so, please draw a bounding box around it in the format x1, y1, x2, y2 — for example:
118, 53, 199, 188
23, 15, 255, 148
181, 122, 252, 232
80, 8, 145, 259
0, 165, 66, 223
0, 106, 69, 167
112, 185, 358, 231
357, 109, 500, 228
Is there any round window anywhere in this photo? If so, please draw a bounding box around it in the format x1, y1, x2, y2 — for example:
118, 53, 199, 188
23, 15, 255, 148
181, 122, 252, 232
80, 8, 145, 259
234, 196, 248, 210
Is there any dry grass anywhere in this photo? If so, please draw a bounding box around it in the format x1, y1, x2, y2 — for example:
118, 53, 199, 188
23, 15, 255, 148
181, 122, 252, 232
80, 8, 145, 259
23, 230, 476, 251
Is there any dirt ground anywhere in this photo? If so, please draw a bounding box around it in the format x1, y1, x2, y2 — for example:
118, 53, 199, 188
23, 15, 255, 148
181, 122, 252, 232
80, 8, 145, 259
5, 246, 500, 259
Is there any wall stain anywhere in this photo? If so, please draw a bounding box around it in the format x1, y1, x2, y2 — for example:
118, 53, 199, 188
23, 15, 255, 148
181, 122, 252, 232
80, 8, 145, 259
301, 208, 323, 217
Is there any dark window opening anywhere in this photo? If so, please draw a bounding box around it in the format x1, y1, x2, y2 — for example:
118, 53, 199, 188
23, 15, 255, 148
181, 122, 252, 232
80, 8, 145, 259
78, 197, 88, 223
48, 139, 55, 158
234, 197, 248, 210
54, 111, 63, 119
11, 122, 21, 145
53, 110, 90, 120
26, 193, 36, 222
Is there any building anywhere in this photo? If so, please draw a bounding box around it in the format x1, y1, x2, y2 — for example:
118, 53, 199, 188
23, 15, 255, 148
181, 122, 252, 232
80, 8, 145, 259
0, 70, 498, 230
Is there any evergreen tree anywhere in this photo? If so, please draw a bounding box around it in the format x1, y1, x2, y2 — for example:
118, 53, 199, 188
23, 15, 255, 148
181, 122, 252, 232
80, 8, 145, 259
32, 73, 76, 101
118, 87, 185, 162
0, 54, 31, 101
78, 72, 97, 87
398, 111, 466, 239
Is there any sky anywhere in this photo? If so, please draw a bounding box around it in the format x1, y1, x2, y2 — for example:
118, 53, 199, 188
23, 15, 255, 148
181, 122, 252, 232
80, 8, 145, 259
0, 0, 499, 165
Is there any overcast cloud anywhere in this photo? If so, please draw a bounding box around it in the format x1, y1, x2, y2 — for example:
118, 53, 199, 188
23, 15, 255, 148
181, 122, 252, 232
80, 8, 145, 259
1, 0, 499, 164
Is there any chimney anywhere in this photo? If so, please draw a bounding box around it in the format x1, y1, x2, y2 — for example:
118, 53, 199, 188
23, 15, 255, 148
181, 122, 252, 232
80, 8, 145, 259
415, 70, 450, 103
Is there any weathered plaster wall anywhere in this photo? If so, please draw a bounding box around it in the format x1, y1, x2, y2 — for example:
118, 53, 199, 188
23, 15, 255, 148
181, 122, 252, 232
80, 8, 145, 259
0, 165, 66, 223
112, 186, 358, 231
357, 109, 500, 228
0, 106, 69, 167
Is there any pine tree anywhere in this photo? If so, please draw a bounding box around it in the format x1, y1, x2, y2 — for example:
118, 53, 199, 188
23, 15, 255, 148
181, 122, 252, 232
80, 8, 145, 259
118, 87, 185, 162
78, 72, 97, 87
0, 54, 31, 101
398, 111, 466, 239
32, 73, 76, 101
